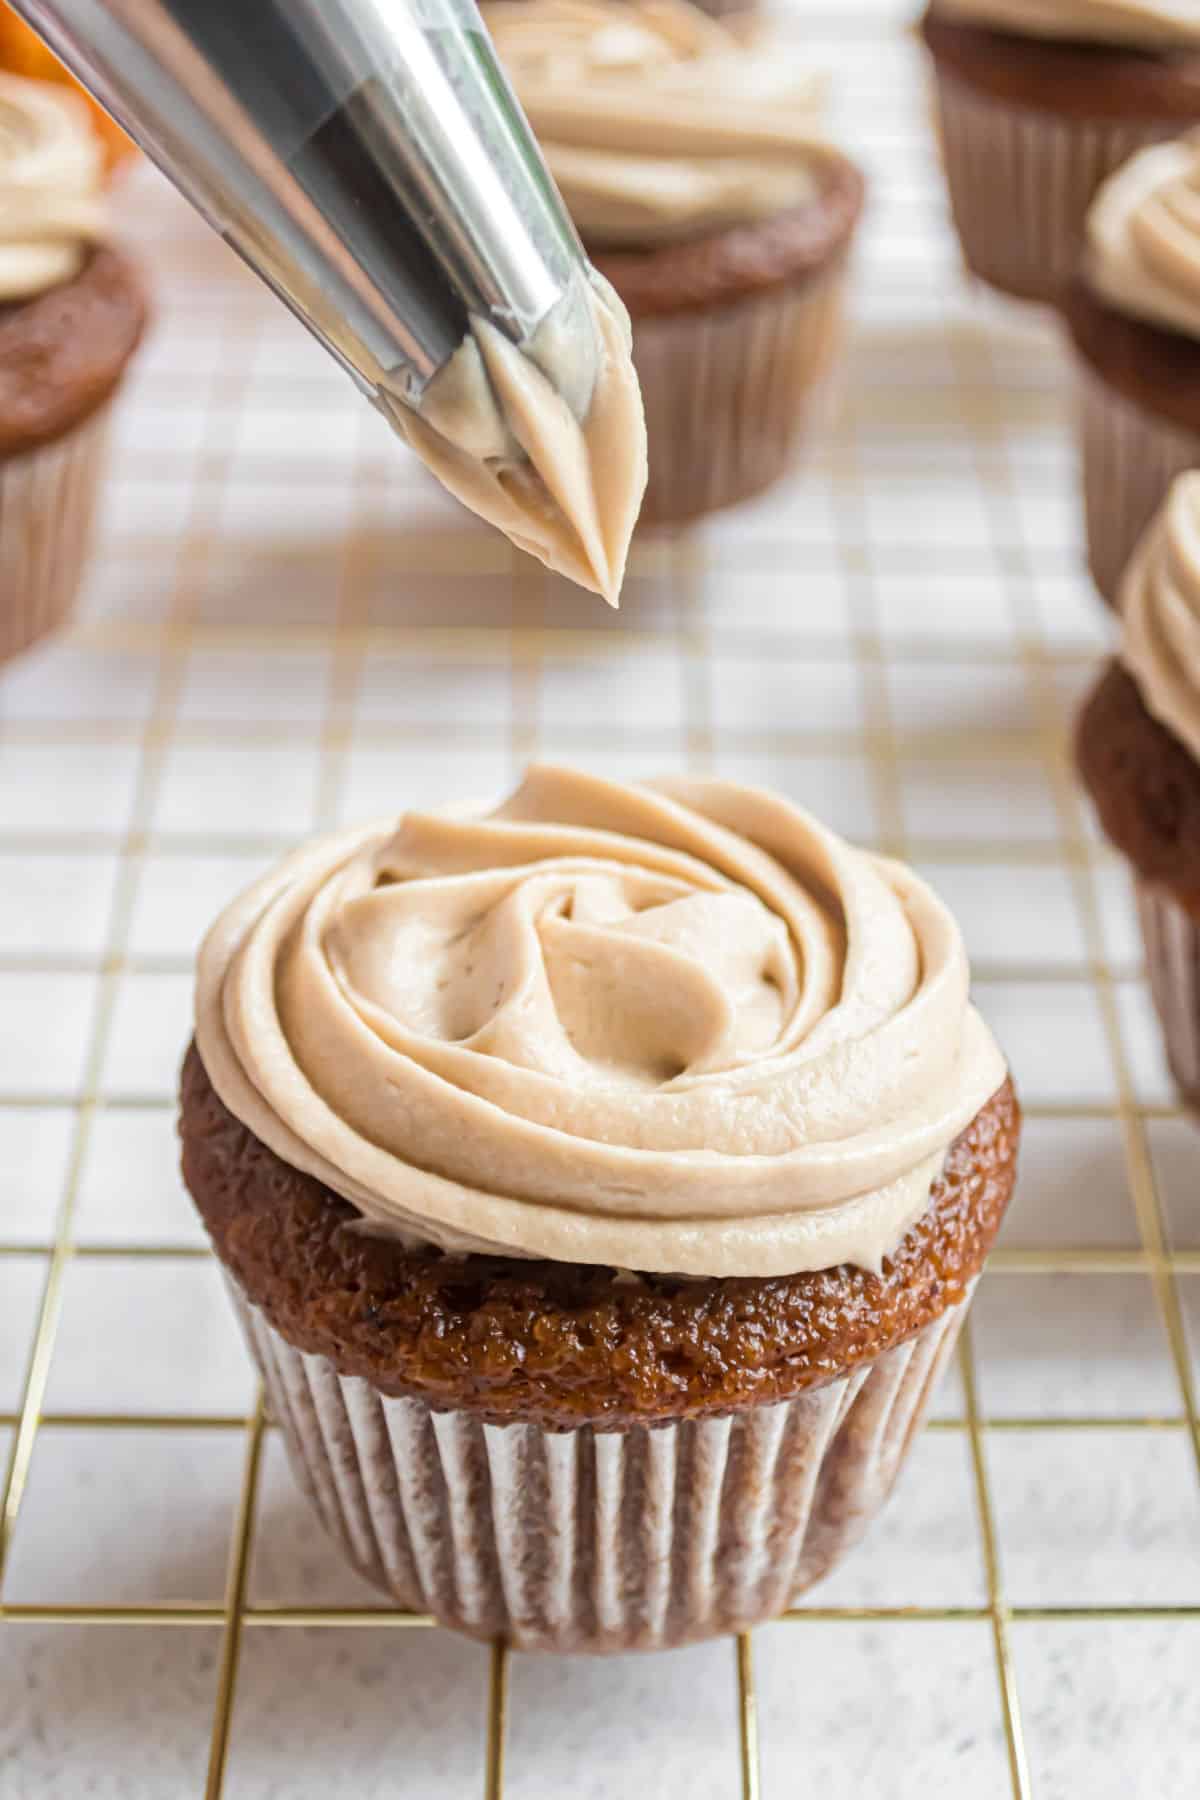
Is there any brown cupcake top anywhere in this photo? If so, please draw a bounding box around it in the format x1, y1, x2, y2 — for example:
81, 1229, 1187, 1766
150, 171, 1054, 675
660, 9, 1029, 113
181, 1042, 1019, 1430
1077, 658, 1200, 902
1063, 271, 1200, 436
0, 245, 147, 455
921, 7, 1200, 119
591, 155, 865, 319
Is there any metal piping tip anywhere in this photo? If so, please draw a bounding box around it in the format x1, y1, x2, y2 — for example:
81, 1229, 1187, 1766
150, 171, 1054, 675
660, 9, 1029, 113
9, 0, 602, 421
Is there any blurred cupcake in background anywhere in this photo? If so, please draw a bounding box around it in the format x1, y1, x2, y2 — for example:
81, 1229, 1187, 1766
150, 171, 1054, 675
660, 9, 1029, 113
920, 0, 1200, 305
0, 73, 147, 664
0, 3, 134, 174
484, 0, 863, 526
1064, 131, 1200, 609
1077, 474, 1200, 1105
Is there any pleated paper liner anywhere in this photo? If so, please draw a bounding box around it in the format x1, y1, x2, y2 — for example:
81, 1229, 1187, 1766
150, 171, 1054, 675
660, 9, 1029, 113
630, 259, 847, 528
230, 1277, 970, 1655
0, 401, 113, 665
1075, 364, 1200, 610
927, 68, 1176, 307
1136, 877, 1200, 1109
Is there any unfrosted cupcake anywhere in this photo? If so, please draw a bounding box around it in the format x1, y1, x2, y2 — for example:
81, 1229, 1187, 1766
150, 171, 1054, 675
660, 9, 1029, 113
180, 766, 1018, 1653
0, 74, 146, 663
1078, 475, 1200, 1104
920, 1, 1200, 305
1064, 131, 1200, 608
483, 0, 862, 526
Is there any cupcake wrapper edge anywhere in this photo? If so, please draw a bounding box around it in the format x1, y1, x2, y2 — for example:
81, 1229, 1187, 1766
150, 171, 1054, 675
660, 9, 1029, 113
0, 401, 114, 665
1136, 878, 1200, 1107
927, 68, 1179, 306
631, 265, 847, 528
229, 1278, 970, 1654
1075, 365, 1200, 610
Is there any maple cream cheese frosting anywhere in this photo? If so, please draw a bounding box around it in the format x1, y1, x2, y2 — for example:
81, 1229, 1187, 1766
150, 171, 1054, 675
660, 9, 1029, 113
1087, 133, 1200, 339
481, 0, 828, 246
1121, 473, 1200, 759
0, 74, 105, 300
383, 274, 646, 607
934, 0, 1200, 49
194, 768, 1006, 1279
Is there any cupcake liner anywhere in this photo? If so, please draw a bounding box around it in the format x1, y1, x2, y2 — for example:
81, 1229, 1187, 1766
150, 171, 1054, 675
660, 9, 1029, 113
230, 1278, 970, 1654
928, 68, 1176, 305
631, 261, 847, 528
1136, 878, 1200, 1107
0, 401, 114, 665
1076, 363, 1200, 610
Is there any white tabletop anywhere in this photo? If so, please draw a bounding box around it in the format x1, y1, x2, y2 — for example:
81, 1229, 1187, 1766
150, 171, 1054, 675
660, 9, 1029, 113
1, 2, 1198, 1795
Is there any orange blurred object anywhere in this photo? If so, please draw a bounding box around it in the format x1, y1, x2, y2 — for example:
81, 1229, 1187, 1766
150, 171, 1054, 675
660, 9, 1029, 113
0, 5, 135, 173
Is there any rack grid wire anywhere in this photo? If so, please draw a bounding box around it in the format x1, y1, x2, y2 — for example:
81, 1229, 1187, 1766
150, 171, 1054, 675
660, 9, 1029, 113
1, 3, 1199, 1795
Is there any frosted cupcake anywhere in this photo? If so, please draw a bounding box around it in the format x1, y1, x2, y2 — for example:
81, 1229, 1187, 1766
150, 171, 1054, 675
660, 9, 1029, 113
181, 766, 1018, 1653
0, 75, 146, 663
483, 0, 863, 526
1078, 476, 1200, 1103
921, 1, 1200, 305
1065, 131, 1200, 608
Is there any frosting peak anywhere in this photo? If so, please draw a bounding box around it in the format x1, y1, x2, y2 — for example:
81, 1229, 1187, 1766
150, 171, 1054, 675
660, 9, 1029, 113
195, 767, 1006, 1278
385, 275, 645, 607
482, 0, 827, 245
0, 74, 105, 300
1087, 133, 1200, 341
934, 0, 1200, 49
1121, 473, 1200, 759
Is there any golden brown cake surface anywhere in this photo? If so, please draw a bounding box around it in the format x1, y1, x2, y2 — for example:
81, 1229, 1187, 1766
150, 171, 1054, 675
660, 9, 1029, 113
921, 7, 1200, 120
181, 1043, 1019, 1430
591, 154, 865, 320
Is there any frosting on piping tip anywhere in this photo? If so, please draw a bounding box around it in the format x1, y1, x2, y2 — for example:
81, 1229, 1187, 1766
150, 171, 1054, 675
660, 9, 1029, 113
381, 274, 646, 608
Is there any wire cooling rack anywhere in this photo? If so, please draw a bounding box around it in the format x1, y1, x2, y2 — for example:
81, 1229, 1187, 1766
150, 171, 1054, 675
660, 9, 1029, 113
2, 3, 1199, 1796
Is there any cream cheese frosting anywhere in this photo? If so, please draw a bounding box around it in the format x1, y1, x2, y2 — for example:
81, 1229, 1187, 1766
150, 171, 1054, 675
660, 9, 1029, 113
1086, 133, 1200, 340
383, 274, 646, 607
194, 767, 1007, 1280
0, 74, 105, 300
934, 0, 1200, 49
1121, 472, 1200, 759
481, 0, 828, 246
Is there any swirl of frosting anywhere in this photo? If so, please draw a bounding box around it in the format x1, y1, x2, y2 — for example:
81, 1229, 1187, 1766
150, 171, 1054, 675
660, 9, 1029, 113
0, 74, 105, 300
1087, 133, 1200, 340
481, 0, 827, 245
195, 767, 1006, 1278
1121, 472, 1200, 759
934, 0, 1200, 49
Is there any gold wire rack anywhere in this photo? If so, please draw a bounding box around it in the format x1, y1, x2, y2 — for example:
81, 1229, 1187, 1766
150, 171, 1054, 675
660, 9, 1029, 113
2, 6, 1200, 1796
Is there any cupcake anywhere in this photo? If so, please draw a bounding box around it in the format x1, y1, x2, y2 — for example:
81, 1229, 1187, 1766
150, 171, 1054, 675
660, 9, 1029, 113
0, 74, 146, 663
1078, 475, 1200, 1104
920, 1, 1200, 305
1064, 132, 1200, 609
181, 766, 1018, 1653
482, 0, 862, 527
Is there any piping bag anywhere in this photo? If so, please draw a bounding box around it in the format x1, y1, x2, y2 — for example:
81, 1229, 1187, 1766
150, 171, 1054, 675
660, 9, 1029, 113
8, 0, 646, 601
